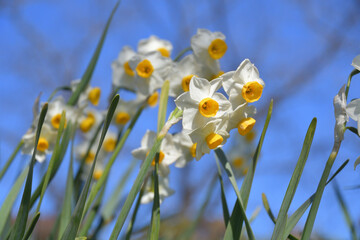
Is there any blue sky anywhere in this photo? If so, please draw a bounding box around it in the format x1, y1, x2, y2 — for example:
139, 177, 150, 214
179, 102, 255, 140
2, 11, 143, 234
1, 0, 360, 239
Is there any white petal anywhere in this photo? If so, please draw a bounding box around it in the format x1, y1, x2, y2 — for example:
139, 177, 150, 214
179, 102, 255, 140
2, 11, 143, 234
352, 55, 360, 71
189, 77, 210, 101
346, 99, 360, 120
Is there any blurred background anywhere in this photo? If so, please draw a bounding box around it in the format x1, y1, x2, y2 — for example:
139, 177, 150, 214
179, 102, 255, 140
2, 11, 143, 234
1, 0, 360, 239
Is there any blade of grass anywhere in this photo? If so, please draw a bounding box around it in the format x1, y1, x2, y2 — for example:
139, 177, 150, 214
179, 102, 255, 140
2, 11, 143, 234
215, 148, 255, 240
9, 103, 48, 240
0, 140, 24, 180
148, 160, 160, 240
22, 212, 40, 240
215, 157, 230, 225
157, 80, 169, 133
284, 159, 349, 238
67, 0, 122, 106
333, 180, 357, 240
271, 118, 316, 240
224, 99, 273, 239
0, 166, 29, 236
60, 95, 119, 240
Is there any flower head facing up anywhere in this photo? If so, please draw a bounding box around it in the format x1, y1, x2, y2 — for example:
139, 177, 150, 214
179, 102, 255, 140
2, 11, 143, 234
175, 76, 231, 131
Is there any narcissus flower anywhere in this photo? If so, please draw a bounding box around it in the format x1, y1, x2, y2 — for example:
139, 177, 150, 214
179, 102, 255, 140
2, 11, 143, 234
227, 103, 257, 136
172, 131, 196, 167
132, 130, 181, 176
346, 98, 360, 136
333, 85, 348, 142
138, 35, 173, 58
78, 108, 104, 138
222, 59, 265, 106
189, 119, 229, 160
112, 46, 137, 91
112, 98, 142, 129
44, 97, 78, 130
141, 175, 174, 204
175, 76, 231, 131
22, 124, 57, 163
71, 79, 101, 107
129, 51, 173, 95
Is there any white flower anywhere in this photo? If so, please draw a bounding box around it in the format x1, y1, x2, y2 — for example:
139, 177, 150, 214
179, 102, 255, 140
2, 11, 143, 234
111, 46, 137, 91
132, 130, 181, 176
333, 85, 348, 142
172, 131, 196, 167
112, 98, 142, 129
129, 51, 173, 95
227, 103, 257, 135
175, 76, 231, 131
168, 54, 201, 98
346, 98, 360, 136
71, 79, 101, 107
222, 59, 265, 106
22, 124, 57, 163
141, 175, 174, 204
78, 107, 105, 139
191, 29, 227, 73
189, 119, 229, 160
352, 55, 360, 71
136, 91, 159, 108
44, 97, 78, 130
138, 35, 173, 58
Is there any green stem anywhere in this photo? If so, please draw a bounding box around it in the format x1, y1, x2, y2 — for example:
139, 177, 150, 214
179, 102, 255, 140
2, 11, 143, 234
345, 69, 359, 99
173, 47, 192, 62
47, 86, 72, 102
0, 140, 24, 180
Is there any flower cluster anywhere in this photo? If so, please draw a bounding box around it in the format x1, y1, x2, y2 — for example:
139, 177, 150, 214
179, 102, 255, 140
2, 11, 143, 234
130, 29, 265, 203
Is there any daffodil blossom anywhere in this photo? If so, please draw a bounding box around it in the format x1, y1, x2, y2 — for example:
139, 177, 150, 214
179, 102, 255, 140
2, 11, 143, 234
22, 124, 57, 163
222, 59, 265, 106
227, 103, 257, 136
191, 29, 227, 74
138, 35, 173, 58
111, 46, 137, 91
174, 76, 231, 131
77, 107, 105, 138
141, 175, 174, 204
333, 85, 348, 142
189, 119, 229, 160
71, 79, 101, 107
112, 98, 142, 129
44, 97, 78, 131
129, 51, 173, 95
172, 131, 196, 167
352, 55, 360, 71
346, 98, 360, 136
132, 130, 181, 176
168, 54, 201, 98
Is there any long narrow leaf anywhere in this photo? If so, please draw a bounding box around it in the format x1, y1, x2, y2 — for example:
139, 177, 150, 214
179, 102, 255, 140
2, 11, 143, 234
60, 95, 119, 240
67, 0, 122, 106
148, 160, 160, 240
22, 212, 40, 240
215, 148, 255, 240
157, 80, 169, 133
215, 158, 230, 225
0, 140, 24, 180
9, 103, 48, 240
224, 99, 273, 239
271, 118, 316, 240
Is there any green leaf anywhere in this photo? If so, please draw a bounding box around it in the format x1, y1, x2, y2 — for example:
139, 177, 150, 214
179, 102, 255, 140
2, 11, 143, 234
0, 166, 29, 236
346, 127, 359, 137
10, 103, 48, 240
333, 180, 357, 240
271, 118, 316, 240
215, 158, 230, 225
60, 95, 119, 240
354, 156, 360, 170
67, 0, 122, 106
0, 140, 24, 180
22, 212, 40, 240
215, 148, 255, 240
148, 160, 160, 240
157, 80, 170, 133
224, 99, 273, 239
284, 159, 349, 238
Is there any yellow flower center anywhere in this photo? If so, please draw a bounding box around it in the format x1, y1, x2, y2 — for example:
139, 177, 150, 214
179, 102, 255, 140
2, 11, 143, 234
233, 157, 245, 168
85, 152, 95, 164
208, 38, 227, 60
181, 75, 194, 92
206, 133, 223, 149
88, 87, 101, 106
51, 113, 66, 129
93, 169, 103, 180
242, 81, 263, 103
190, 143, 197, 158
237, 118, 256, 136
80, 115, 95, 133
37, 137, 49, 152
157, 47, 170, 57
123, 61, 135, 76
147, 91, 158, 107
103, 138, 117, 152
147, 151, 165, 166
211, 71, 224, 80
198, 97, 219, 117
115, 112, 130, 125
136, 59, 154, 78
